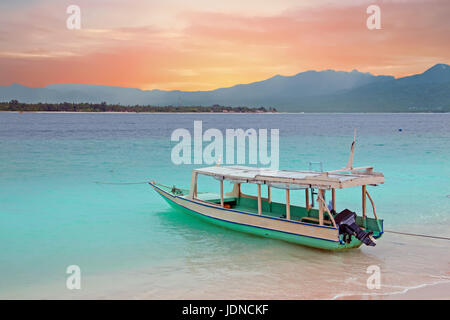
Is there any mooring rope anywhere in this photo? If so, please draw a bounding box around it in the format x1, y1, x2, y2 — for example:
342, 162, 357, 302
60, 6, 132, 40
94, 181, 150, 185
384, 230, 450, 241
94, 181, 192, 192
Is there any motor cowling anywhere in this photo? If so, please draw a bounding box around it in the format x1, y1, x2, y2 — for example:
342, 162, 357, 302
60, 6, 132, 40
334, 209, 376, 246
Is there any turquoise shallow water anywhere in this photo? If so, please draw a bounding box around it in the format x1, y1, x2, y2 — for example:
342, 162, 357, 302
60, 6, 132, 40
0, 113, 449, 299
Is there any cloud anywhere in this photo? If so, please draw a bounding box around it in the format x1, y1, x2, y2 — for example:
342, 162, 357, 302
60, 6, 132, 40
0, 0, 448, 90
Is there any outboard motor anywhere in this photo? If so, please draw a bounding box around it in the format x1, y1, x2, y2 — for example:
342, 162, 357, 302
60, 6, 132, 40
334, 209, 376, 246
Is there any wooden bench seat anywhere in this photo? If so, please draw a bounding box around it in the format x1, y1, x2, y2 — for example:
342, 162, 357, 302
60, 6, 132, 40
300, 216, 333, 226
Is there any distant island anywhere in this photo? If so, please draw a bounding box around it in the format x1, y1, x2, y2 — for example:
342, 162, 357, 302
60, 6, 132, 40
0, 100, 277, 113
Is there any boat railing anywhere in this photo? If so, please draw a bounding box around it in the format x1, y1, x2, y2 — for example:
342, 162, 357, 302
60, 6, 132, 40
317, 191, 337, 228
365, 189, 378, 220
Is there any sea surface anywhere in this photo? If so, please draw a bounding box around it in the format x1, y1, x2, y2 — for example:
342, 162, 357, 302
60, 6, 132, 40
0, 112, 449, 299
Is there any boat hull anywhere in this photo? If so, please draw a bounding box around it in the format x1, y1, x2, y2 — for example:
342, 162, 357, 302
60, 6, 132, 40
151, 183, 364, 251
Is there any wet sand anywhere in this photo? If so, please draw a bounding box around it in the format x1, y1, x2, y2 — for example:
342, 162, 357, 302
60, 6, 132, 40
4, 231, 449, 300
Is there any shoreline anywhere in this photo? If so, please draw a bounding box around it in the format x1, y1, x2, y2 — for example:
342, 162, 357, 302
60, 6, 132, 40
1, 111, 449, 115
335, 281, 450, 300
0, 111, 277, 114
4, 271, 449, 300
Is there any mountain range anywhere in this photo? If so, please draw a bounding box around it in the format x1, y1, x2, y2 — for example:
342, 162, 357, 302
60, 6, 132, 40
1, 63, 449, 112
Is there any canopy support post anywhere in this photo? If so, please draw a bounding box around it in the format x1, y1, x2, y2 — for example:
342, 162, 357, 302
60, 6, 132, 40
257, 184, 262, 215
268, 185, 272, 212
286, 188, 290, 220
362, 185, 367, 218
305, 188, 310, 210
220, 179, 224, 207
332, 188, 336, 211
189, 171, 198, 199
318, 189, 324, 225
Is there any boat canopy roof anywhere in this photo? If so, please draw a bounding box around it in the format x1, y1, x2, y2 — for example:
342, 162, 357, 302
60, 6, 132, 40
194, 165, 384, 189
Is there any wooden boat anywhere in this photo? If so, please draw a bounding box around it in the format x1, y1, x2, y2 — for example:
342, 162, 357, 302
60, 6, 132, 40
150, 138, 385, 251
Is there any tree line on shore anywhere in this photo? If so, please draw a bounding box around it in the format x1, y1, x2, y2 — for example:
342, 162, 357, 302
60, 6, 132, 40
1, 100, 277, 113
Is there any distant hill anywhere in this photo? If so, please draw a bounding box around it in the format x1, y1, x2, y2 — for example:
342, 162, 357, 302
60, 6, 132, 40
287, 64, 450, 112
1, 64, 449, 112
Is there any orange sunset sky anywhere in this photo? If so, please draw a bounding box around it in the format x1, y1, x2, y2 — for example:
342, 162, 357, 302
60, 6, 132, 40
0, 0, 449, 91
